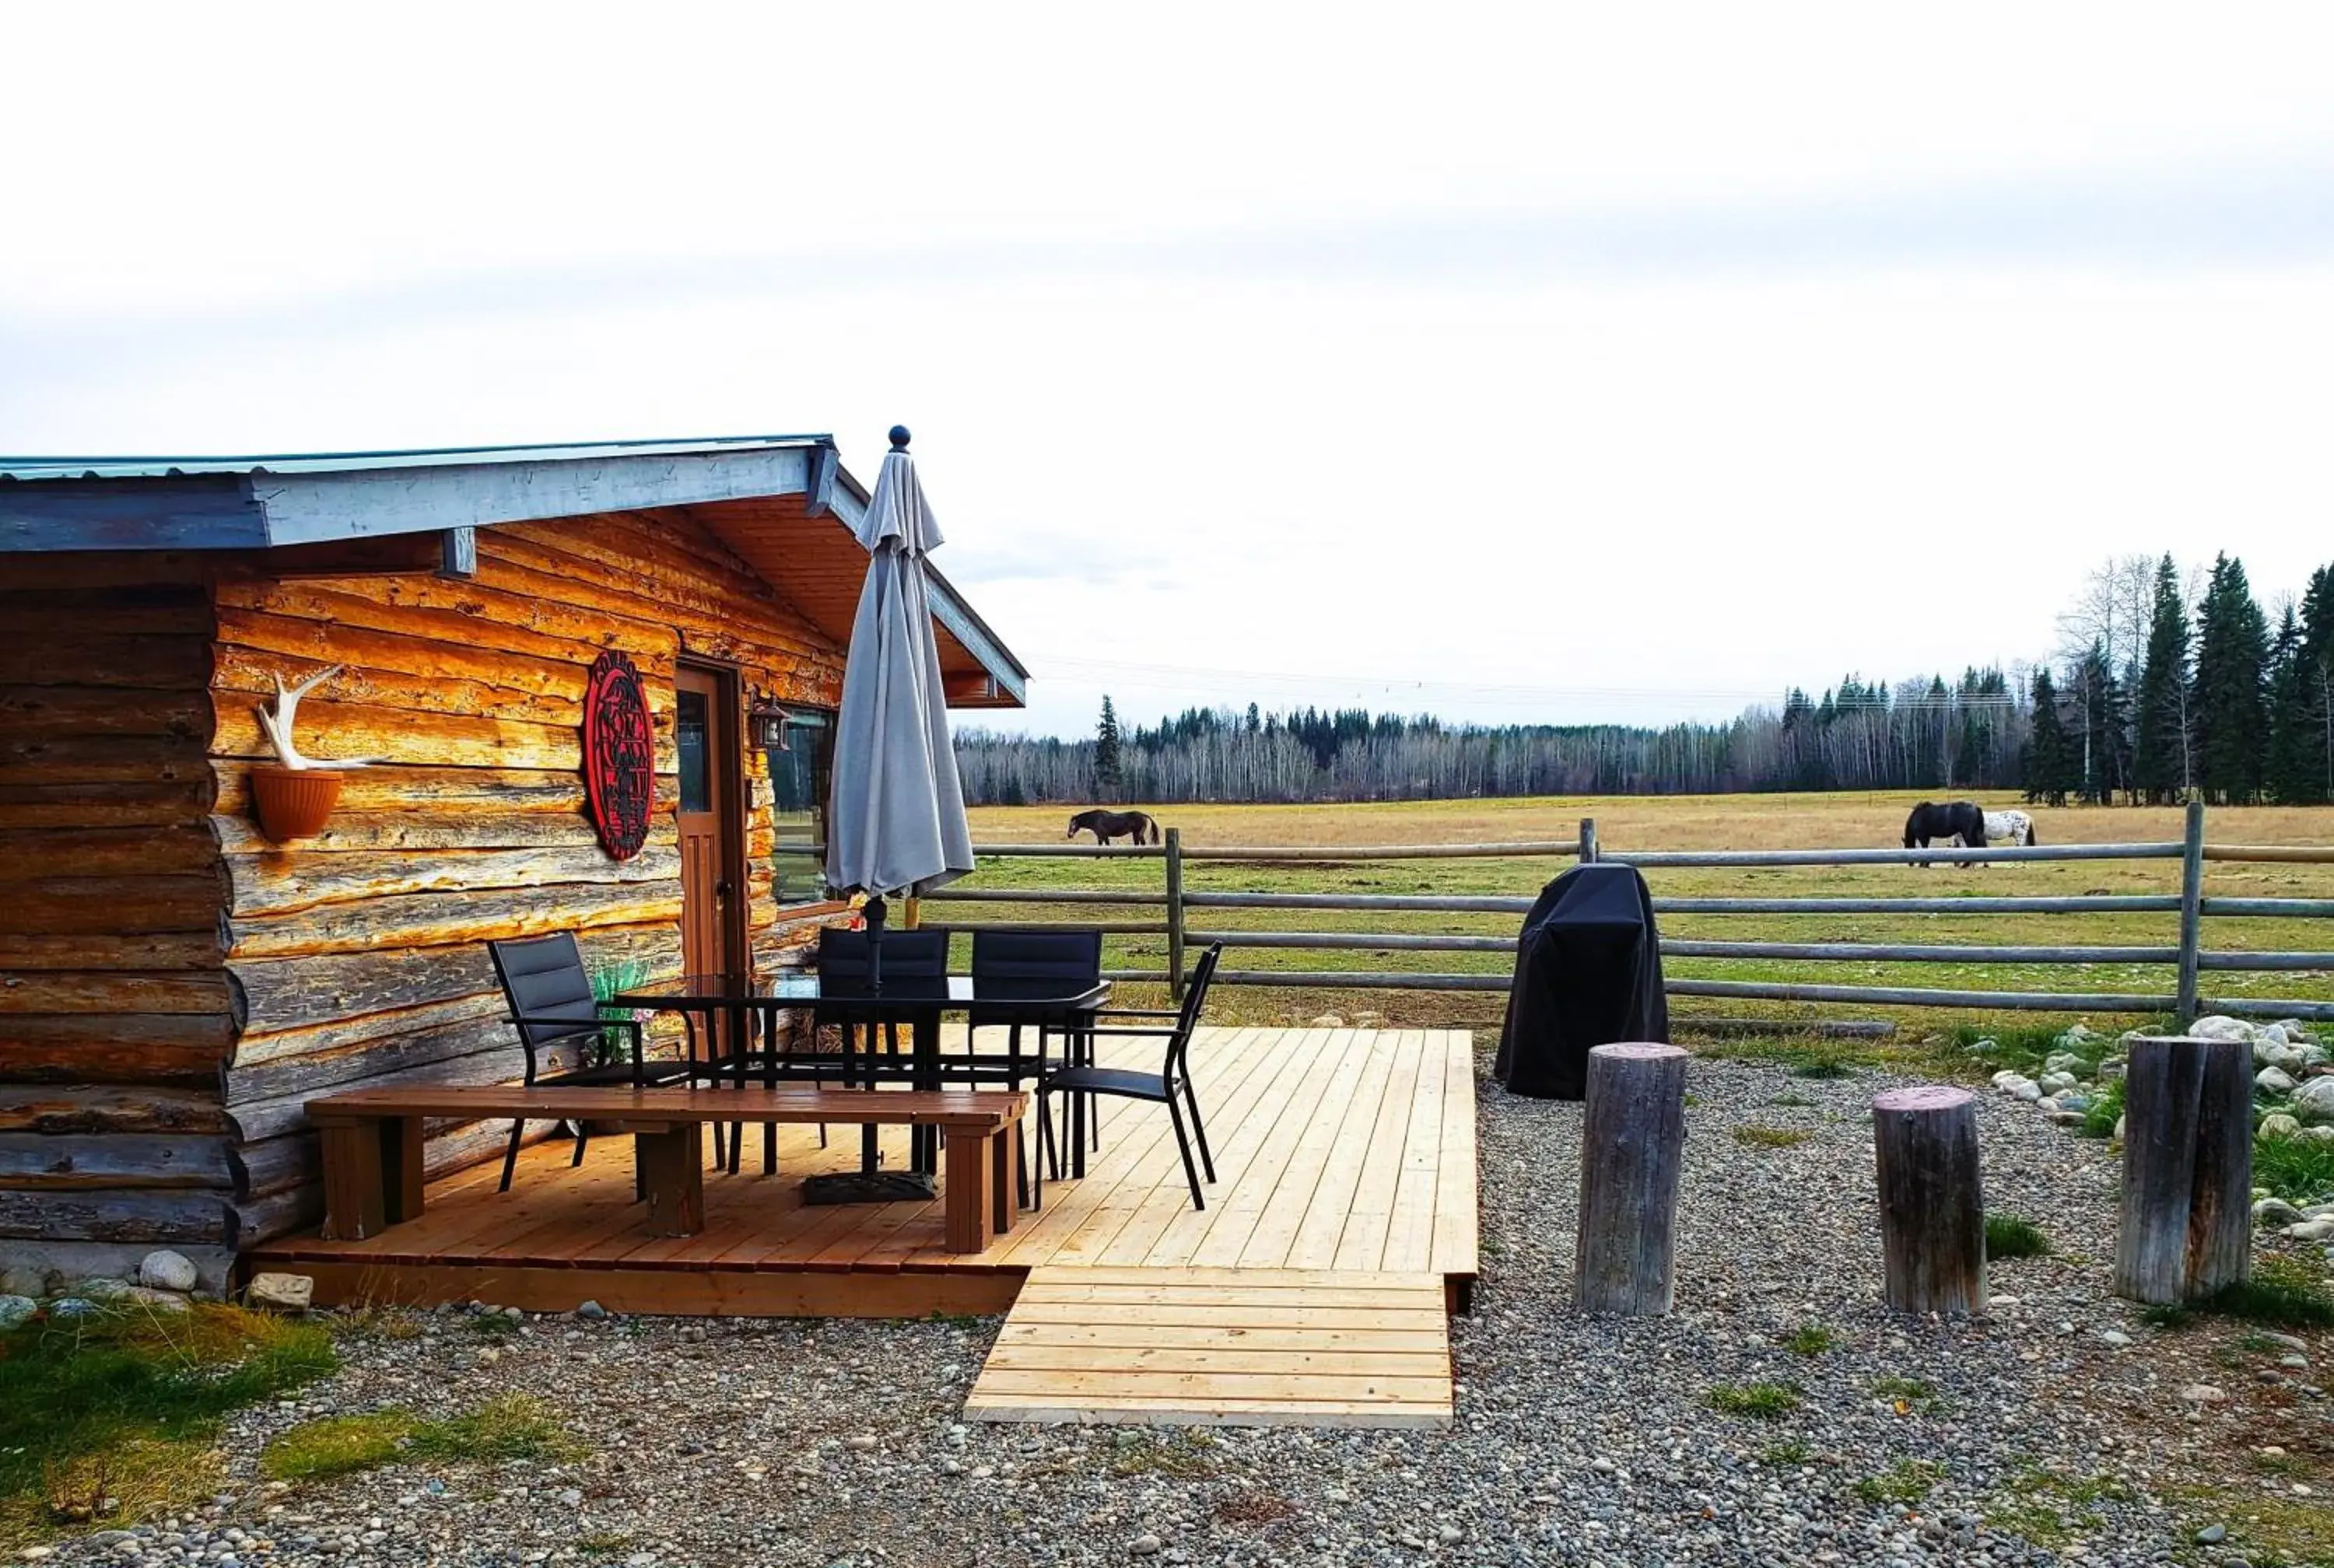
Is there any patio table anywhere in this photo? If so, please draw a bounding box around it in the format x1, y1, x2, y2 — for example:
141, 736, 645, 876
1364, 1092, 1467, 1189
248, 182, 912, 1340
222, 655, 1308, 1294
612, 971, 1109, 1185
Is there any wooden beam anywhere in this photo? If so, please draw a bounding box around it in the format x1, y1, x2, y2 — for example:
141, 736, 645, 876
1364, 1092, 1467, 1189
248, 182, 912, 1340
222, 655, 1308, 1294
0, 476, 265, 552
436, 527, 478, 579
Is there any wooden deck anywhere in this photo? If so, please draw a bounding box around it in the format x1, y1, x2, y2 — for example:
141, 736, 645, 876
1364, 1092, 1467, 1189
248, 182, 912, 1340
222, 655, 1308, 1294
254, 1027, 1478, 1321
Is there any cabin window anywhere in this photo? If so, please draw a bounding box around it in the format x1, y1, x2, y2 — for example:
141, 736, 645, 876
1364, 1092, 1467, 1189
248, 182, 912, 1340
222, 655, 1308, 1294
761, 705, 835, 907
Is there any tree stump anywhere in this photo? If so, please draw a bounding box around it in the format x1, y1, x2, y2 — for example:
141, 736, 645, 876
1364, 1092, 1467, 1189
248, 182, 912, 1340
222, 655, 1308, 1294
1872, 1085, 1986, 1314
1575, 1042, 1688, 1314
2115, 1034, 2252, 1304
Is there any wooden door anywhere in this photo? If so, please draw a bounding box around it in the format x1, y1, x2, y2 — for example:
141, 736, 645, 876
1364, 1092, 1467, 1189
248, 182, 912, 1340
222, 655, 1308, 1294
675, 664, 744, 980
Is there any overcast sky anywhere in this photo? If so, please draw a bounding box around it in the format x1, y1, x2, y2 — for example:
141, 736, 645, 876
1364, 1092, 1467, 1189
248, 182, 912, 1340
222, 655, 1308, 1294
6, 4, 2332, 738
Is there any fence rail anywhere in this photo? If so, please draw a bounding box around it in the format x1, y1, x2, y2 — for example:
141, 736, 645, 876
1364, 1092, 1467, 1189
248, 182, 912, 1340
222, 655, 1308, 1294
907, 805, 2334, 1021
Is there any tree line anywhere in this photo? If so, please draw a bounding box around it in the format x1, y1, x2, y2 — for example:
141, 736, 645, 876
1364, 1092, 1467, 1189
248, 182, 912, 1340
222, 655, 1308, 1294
952, 554, 2334, 807
2024, 554, 2334, 807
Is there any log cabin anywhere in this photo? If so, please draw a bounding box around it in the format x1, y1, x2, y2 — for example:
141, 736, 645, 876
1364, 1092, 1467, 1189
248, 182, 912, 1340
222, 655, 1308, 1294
0, 436, 1027, 1292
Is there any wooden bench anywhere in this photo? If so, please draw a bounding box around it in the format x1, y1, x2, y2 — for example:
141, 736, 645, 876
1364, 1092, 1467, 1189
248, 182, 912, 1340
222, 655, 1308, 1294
305, 1086, 1029, 1253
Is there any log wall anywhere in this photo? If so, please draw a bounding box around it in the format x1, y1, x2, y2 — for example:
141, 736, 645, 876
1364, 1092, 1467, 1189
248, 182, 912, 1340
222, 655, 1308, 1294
209, 509, 847, 1248
0, 558, 240, 1288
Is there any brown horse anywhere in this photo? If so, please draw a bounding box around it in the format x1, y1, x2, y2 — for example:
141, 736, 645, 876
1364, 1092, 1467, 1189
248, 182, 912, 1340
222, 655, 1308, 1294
1068, 808, 1159, 845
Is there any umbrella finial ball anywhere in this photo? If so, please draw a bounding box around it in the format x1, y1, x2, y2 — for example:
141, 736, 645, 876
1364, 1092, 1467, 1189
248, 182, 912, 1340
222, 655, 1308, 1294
888, 425, 911, 451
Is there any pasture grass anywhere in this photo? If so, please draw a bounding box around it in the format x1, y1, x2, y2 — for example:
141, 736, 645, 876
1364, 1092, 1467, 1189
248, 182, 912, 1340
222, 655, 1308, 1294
0, 1300, 336, 1542
960, 793, 2334, 1035
1985, 1215, 2052, 1260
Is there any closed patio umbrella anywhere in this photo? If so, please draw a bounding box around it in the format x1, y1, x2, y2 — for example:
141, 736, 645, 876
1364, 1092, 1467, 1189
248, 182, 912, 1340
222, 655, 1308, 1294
807, 426, 976, 1204
824, 425, 976, 929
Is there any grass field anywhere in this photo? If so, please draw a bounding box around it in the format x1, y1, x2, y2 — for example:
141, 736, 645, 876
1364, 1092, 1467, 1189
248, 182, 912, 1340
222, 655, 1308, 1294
937, 790, 2334, 1037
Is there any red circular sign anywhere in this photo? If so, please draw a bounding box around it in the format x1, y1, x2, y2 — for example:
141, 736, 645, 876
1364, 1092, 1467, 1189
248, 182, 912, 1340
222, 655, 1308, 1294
583, 651, 654, 861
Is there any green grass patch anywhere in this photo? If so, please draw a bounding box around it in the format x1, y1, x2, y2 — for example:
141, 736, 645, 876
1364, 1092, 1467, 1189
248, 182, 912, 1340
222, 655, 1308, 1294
1787, 1051, 1855, 1080
1733, 1125, 1813, 1149
263, 1394, 578, 1483
1985, 1214, 2052, 1260
1854, 1459, 1942, 1507
2075, 1078, 2124, 1139
2196, 1255, 2334, 1330
577, 1533, 636, 1556
2137, 1301, 2193, 1330
0, 1300, 335, 1539
1765, 1093, 1819, 1108
2254, 1131, 2334, 1206
464, 1311, 520, 1337
1987, 1468, 2135, 1552
1758, 1440, 1814, 1467
1782, 1322, 1836, 1356
1705, 1381, 1802, 1419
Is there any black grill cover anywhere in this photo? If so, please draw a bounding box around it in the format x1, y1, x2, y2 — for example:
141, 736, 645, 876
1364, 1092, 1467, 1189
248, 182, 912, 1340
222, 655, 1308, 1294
1494, 863, 1670, 1100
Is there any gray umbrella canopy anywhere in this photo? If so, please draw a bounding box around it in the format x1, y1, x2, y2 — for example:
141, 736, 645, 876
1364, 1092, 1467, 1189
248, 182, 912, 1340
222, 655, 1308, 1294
822, 435, 976, 899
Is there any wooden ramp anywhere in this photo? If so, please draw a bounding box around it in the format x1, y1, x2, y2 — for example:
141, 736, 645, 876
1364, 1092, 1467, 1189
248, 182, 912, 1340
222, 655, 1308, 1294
965, 1265, 1453, 1429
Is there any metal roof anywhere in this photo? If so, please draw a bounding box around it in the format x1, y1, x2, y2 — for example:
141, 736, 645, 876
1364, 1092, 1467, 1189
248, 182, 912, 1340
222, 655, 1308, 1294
0, 433, 835, 485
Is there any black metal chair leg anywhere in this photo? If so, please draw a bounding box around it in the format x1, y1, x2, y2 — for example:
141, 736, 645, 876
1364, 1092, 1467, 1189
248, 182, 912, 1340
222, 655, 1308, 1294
1015, 1118, 1029, 1210
1033, 1089, 1050, 1208
499, 1118, 524, 1192
1164, 1093, 1204, 1212
1181, 1077, 1216, 1182
570, 1122, 591, 1167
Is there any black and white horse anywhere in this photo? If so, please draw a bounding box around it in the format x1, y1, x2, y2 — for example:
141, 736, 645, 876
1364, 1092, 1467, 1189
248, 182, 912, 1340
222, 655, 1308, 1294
1903, 800, 1985, 867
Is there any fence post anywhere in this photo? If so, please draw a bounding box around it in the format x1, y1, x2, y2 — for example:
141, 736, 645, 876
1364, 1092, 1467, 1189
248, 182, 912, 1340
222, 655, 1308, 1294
1165, 827, 1186, 1003
1579, 817, 1599, 864
2176, 800, 2205, 1025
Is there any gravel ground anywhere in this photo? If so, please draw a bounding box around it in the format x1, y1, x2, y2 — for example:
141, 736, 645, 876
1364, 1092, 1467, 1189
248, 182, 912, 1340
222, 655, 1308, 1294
31, 1048, 2334, 1568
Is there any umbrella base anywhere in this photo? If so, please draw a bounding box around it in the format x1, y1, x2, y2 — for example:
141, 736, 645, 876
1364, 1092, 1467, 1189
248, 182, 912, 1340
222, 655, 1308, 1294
801, 1170, 937, 1206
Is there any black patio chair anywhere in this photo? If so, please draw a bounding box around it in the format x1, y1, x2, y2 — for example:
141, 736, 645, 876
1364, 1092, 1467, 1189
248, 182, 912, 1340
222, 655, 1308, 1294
962, 929, 1103, 1202
1034, 943, 1222, 1213
811, 926, 951, 1170
486, 933, 696, 1192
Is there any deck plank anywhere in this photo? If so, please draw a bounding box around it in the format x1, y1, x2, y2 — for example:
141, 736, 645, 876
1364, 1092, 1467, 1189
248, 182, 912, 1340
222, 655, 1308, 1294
965, 1265, 1452, 1428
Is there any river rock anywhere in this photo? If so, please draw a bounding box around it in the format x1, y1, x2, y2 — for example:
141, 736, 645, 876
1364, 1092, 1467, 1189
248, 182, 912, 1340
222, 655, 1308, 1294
2258, 1066, 2298, 1095
247, 1272, 314, 1311
2260, 1113, 2304, 1142
1991, 1071, 2041, 1101
2096, 1055, 2128, 1082
2042, 1052, 2084, 1076
0, 1265, 52, 1299
2291, 1077, 2334, 1124
138, 1250, 199, 1293
2038, 1071, 2080, 1097
2255, 1198, 2304, 1227
2190, 1015, 2256, 1044
0, 1294, 35, 1330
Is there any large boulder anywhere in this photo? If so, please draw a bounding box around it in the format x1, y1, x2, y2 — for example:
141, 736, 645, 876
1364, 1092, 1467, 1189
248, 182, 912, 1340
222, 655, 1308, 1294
2291, 1075, 2334, 1125
2259, 1066, 2299, 1096
2260, 1112, 2304, 1141
1991, 1070, 2041, 1101
2189, 1015, 2256, 1044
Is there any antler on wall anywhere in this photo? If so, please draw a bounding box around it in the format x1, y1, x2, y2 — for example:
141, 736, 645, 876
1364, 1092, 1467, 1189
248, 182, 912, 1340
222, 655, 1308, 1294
254, 664, 374, 771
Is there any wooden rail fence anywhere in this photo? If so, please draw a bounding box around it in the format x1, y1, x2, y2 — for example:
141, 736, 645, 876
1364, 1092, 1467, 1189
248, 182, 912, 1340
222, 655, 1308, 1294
904, 804, 2334, 1023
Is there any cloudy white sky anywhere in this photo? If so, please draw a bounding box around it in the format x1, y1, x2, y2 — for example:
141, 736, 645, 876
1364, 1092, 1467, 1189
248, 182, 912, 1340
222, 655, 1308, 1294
6, 4, 2331, 738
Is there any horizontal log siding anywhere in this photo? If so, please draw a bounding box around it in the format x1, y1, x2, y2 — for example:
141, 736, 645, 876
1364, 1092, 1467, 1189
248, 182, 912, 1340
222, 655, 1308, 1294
212, 509, 846, 1246
0, 569, 241, 1255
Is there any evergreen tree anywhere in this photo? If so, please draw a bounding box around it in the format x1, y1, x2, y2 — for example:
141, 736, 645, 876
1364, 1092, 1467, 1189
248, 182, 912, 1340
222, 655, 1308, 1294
2192, 554, 2272, 803
1093, 695, 1123, 794
2266, 607, 2316, 804
2025, 667, 2073, 807
2131, 554, 2193, 803
2299, 564, 2334, 803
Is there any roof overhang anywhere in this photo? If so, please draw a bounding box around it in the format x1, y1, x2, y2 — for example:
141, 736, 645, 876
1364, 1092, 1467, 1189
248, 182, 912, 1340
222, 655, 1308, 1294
0, 436, 1027, 708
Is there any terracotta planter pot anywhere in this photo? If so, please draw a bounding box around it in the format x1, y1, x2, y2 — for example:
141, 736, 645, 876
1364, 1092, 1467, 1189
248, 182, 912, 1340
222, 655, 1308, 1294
250, 766, 343, 841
